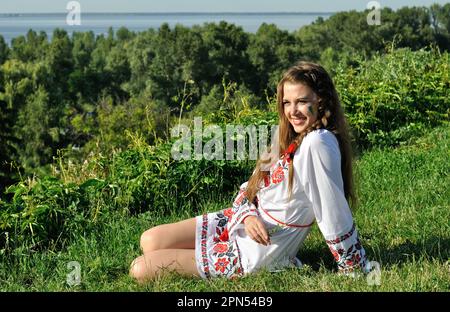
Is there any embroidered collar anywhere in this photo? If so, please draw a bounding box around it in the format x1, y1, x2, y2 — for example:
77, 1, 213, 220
262, 141, 299, 188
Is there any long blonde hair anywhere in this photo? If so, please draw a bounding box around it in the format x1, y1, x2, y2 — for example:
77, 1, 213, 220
246, 61, 356, 208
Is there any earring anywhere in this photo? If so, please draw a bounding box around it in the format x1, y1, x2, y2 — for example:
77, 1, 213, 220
321, 109, 331, 127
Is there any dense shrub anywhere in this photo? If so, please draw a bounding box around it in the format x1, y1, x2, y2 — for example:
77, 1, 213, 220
0, 131, 256, 251
1, 47, 449, 254
336, 48, 449, 150
0, 176, 107, 251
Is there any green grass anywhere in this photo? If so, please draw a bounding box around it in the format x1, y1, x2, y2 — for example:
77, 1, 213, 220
1, 124, 449, 291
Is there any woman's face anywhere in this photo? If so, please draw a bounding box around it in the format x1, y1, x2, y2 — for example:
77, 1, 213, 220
283, 81, 319, 134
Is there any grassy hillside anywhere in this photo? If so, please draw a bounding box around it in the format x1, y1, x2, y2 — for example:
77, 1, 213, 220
1, 123, 448, 291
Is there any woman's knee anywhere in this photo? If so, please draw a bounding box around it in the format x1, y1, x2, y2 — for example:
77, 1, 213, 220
140, 226, 164, 252
129, 252, 168, 283
130, 250, 199, 283
140, 219, 196, 252
129, 256, 150, 283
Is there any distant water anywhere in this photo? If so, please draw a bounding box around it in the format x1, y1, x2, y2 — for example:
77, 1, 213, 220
0, 12, 334, 44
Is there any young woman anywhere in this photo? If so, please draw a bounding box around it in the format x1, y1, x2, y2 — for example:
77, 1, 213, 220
129, 61, 368, 283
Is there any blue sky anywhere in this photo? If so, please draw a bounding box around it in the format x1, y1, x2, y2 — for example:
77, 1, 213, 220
0, 0, 448, 13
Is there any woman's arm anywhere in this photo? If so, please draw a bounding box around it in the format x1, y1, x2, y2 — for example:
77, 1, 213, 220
225, 182, 260, 241
299, 130, 368, 274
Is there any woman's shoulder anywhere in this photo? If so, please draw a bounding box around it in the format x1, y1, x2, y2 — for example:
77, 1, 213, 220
301, 129, 339, 150
294, 129, 341, 166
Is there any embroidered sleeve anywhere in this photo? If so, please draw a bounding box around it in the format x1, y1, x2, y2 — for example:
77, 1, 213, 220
298, 130, 369, 275
226, 182, 259, 240
326, 223, 368, 275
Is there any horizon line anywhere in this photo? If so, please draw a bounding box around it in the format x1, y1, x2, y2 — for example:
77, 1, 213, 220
0, 11, 339, 15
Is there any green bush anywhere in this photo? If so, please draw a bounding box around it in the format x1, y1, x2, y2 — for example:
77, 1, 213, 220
0, 176, 109, 251
106, 131, 255, 216
0, 129, 256, 252
1, 48, 449, 255
335, 48, 450, 149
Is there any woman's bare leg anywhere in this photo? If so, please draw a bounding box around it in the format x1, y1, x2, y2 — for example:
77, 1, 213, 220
139, 217, 197, 254
129, 217, 198, 282
129, 249, 199, 283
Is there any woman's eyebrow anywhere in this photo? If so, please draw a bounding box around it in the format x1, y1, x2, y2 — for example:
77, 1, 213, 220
283, 97, 311, 101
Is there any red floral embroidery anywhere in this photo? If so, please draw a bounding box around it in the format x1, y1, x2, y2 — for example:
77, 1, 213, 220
256, 141, 299, 189
330, 247, 339, 262
262, 142, 298, 187
325, 223, 367, 273
200, 205, 245, 279
223, 208, 233, 218
200, 214, 210, 278
213, 243, 229, 253
215, 258, 230, 273
271, 166, 285, 184
219, 228, 229, 242
326, 224, 355, 245
352, 253, 361, 263
233, 192, 245, 206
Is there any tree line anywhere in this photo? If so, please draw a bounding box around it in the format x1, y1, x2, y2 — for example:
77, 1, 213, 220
0, 4, 449, 190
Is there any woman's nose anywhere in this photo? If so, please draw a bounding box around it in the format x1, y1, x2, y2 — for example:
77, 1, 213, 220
289, 103, 300, 114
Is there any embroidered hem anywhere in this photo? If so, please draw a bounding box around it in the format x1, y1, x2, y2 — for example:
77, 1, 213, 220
195, 211, 245, 279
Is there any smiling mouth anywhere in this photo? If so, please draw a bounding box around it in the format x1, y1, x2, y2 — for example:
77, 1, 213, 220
290, 117, 306, 125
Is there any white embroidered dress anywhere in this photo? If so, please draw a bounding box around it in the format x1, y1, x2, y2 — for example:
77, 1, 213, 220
194, 129, 368, 279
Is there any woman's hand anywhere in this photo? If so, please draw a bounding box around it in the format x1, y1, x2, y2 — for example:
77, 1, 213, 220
243, 216, 271, 246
